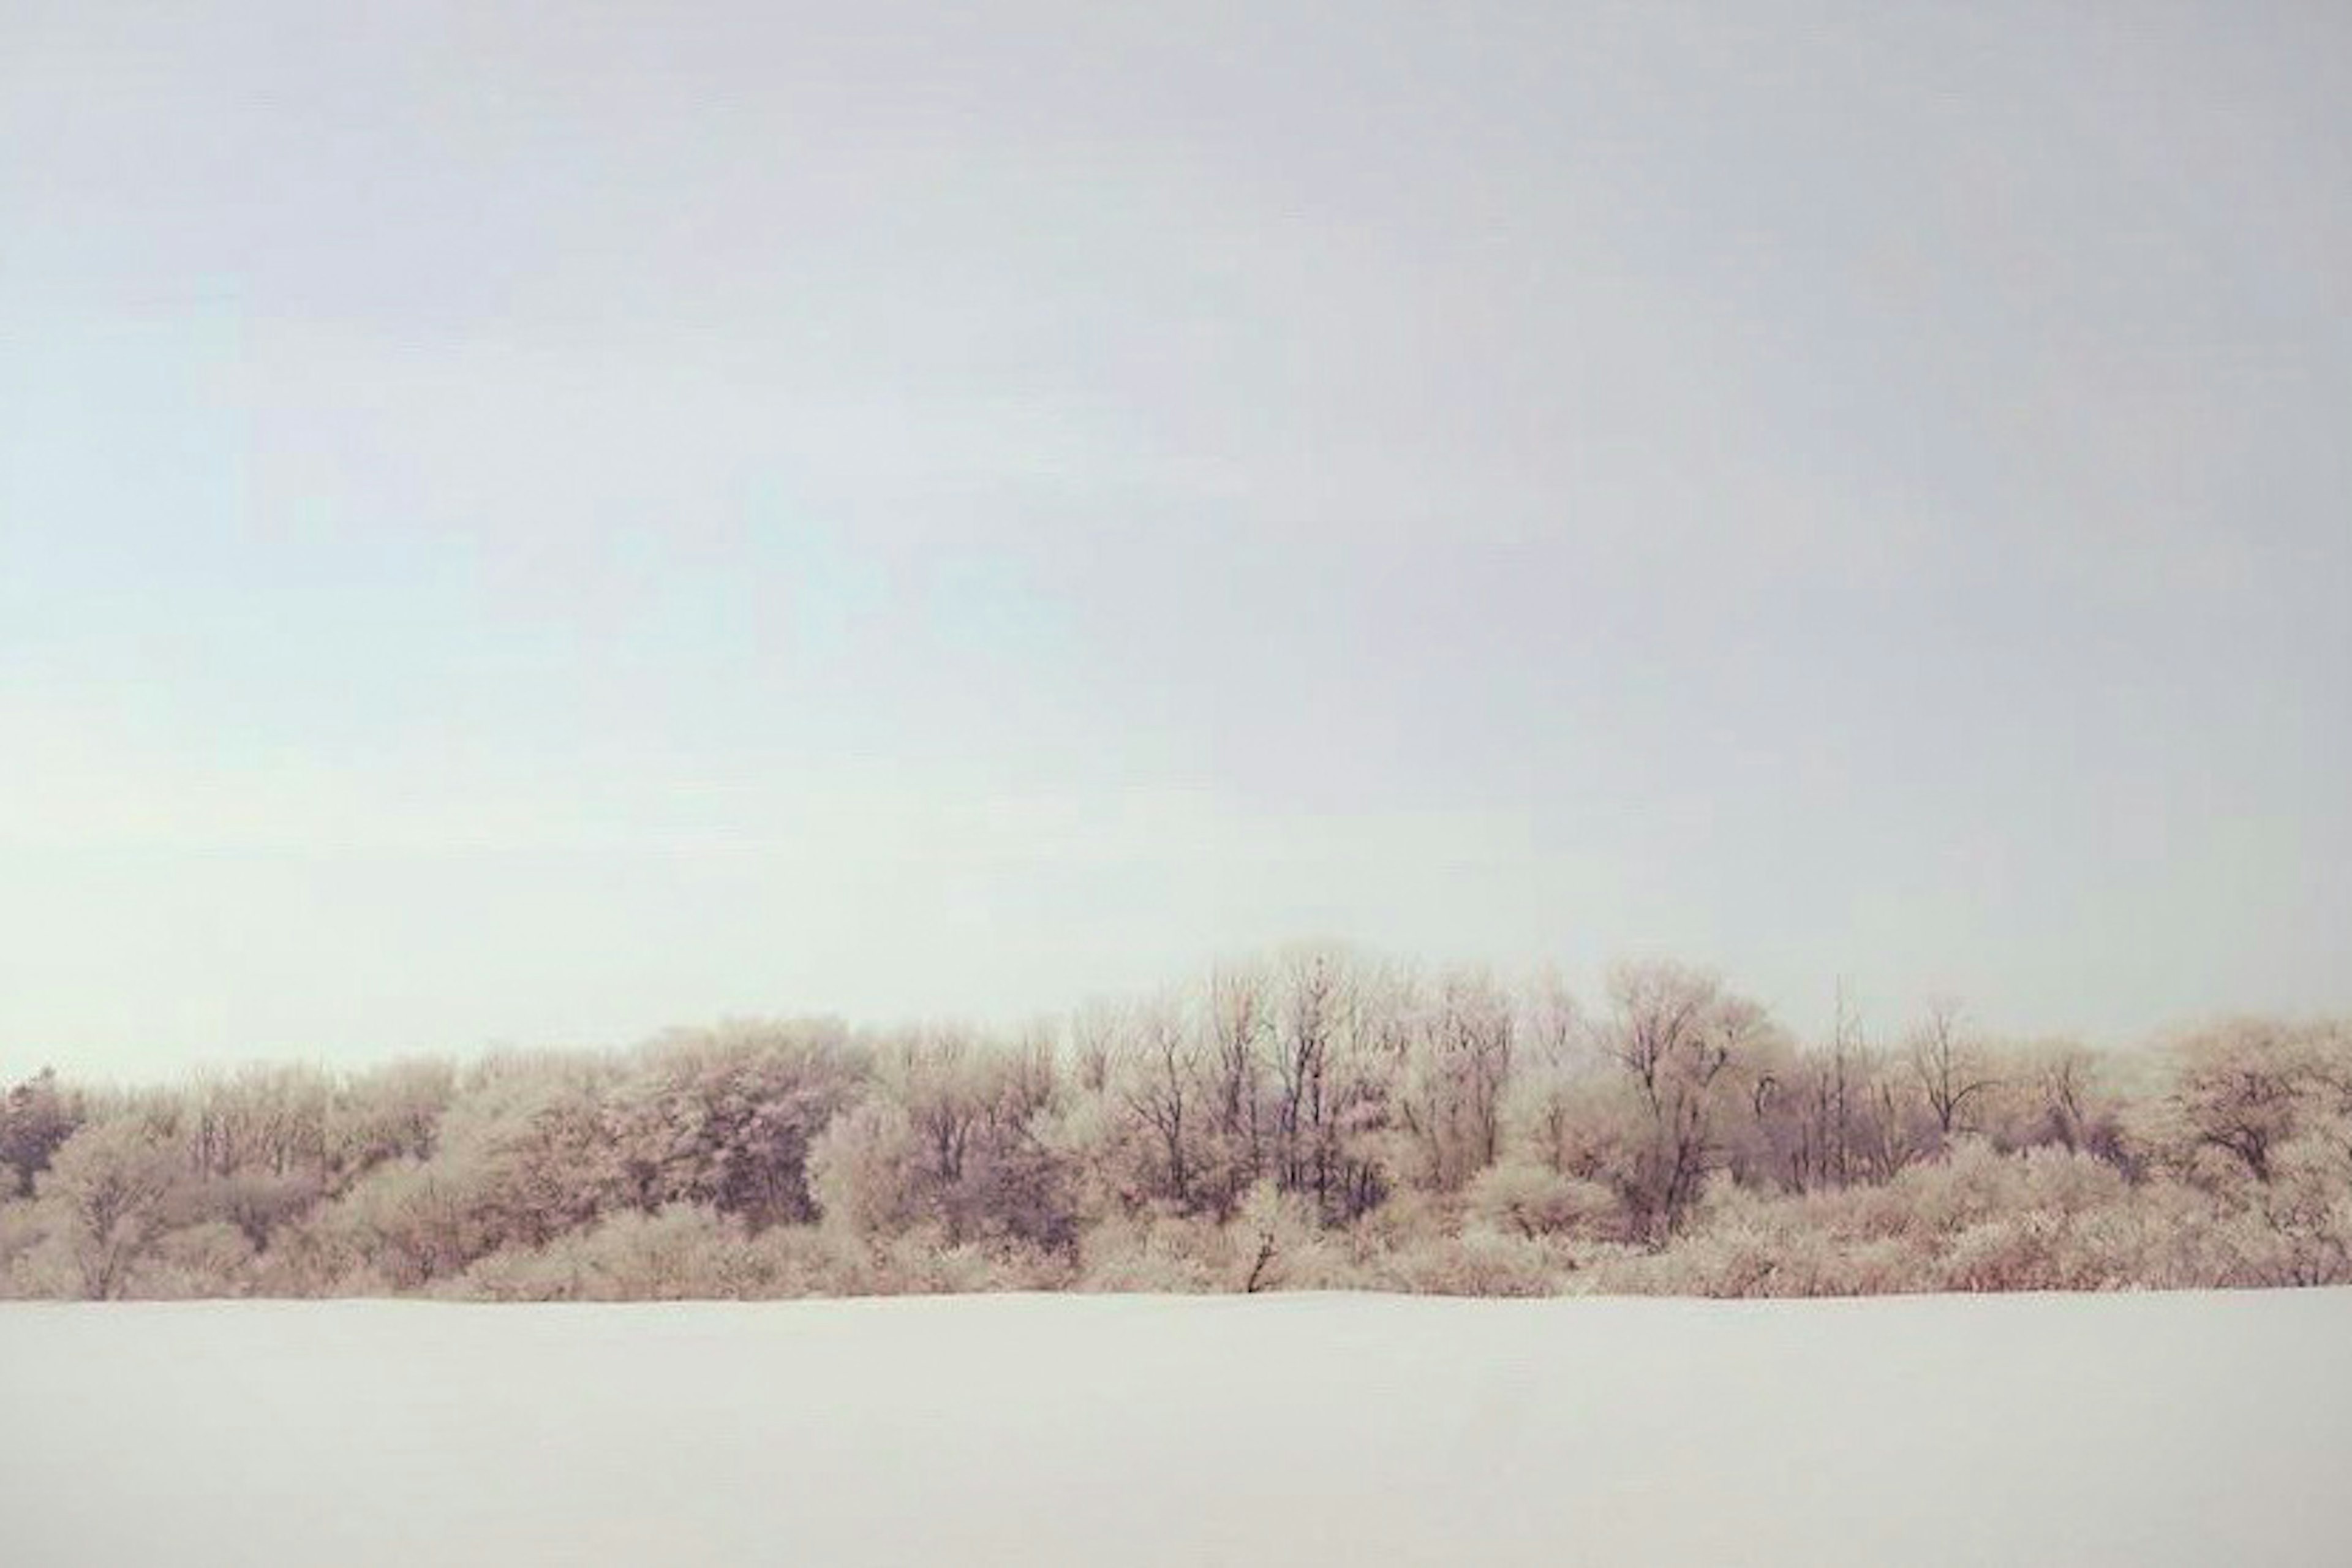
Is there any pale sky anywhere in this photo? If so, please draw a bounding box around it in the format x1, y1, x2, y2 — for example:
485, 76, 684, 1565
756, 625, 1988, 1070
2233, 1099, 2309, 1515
3, 2, 2346, 1079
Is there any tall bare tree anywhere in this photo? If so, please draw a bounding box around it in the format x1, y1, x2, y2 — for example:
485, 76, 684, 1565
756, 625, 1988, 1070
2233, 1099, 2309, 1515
1206, 964, 1272, 1213
1599, 960, 1773, 1240
1399, 968, 1516, 1191
1909, 999, 1996, 1140
1273, 949, 1344, 1204
1121, 995, 1202, 1209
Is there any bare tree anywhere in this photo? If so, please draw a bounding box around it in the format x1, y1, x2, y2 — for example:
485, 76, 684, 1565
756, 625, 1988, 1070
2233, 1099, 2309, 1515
1121, 995, 1202, 1209
186, 1065, 334, 1182
2162, 1019, 2316, 1185
1856, 1066, 1923, 1183
1909, 998, 1996, 1140
1205, 964, 1272, 1213
1521, 970, 1582, 1078
1774, 993, 1925, 1188
1272, 949, 1344, 1204
1334, 959, 1417, 1220
1827, 983, 1859, 1185
1068, 1000, 1120, 1096
892, 1030, 984, 1186
40, 1118, 182, 1299
1598, 960, 1773, 1241
1398, 968, 1517, 1191
1510, 974, 1590, 1180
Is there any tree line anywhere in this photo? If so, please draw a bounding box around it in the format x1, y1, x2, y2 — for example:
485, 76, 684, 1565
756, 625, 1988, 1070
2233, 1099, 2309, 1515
3, 951, 2346, 1300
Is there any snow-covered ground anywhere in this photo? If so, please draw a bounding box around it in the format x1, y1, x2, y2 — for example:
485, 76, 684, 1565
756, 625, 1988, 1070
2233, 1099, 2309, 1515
2, 1289, 2347, 1566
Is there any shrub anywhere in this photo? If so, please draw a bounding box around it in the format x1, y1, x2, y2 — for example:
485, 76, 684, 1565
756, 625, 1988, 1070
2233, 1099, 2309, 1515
1466, 1161, 1618, 1240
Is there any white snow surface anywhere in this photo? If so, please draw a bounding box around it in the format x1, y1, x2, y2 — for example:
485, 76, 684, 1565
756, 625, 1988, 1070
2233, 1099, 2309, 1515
3, 1289, 2348, 1566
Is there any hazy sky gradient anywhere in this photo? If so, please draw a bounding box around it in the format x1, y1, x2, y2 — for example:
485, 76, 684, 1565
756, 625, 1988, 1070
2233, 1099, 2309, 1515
4, 2, 2347, 1077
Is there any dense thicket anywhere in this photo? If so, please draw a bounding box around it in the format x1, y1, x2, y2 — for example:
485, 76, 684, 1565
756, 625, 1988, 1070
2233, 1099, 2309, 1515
4, 952, 2346, 1300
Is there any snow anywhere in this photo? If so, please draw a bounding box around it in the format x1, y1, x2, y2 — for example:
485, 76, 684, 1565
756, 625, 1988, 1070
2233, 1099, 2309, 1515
2, 1289, 2348, 1566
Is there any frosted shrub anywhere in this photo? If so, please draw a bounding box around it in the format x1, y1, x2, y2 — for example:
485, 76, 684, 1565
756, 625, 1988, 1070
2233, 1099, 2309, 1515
1230, 1182, 1352, 1292
807, 1100, 928, 1238
2013, 1145, 2130, 1214
134, 1223, 260, 1299
740, 1225, 881, 1297
1939, 1214, 2073, 1292
565, 1206, 771, 1300
242, 1207, 387, 1297
2242, 1139, 2352, 1286
872, 1227, 1032, 1295
1084, 1246, 1218, 1295
0, 1198, 48, 1296
1466, 1161, 1617, 1240
1834, 1235, 1920, 1295
445, 1207, 778, 1300
1897, 1138, 2017, 1234
1587, 1189, 1839, 1297
320, 1158, 491, 1289
445, 1243, 589, 1302
1662, 1223, 1790, 1297
1, 1234, 80, 1299
1077, 1213, 1222, 1293
1372, 1228, 1561, 1297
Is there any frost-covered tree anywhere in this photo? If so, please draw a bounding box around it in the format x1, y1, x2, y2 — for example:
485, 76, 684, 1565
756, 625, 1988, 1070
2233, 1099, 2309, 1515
2151, 1019, 2327, 1185
328, 1058, 457, 1183
1387, 968, 1516, 1192
602, 1023, 868, 1226
812, 1030, 1077, 1251
1117, 995, 1205, 1211
808, 1098, 925, 1238
1908, 999, 1997, 1142
1593, 960, 1777, 1242
0, 1068, 80, 1199
1204, 964, 1272, 1213
37, 1117, 183, 1298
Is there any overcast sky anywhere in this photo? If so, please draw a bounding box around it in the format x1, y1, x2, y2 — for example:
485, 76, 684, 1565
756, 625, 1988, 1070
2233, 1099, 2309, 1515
3, 2, 2346, 1078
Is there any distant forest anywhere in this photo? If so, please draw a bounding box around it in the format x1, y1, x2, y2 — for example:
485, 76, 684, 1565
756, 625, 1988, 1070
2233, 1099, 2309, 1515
4, 951, 2346, 1300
